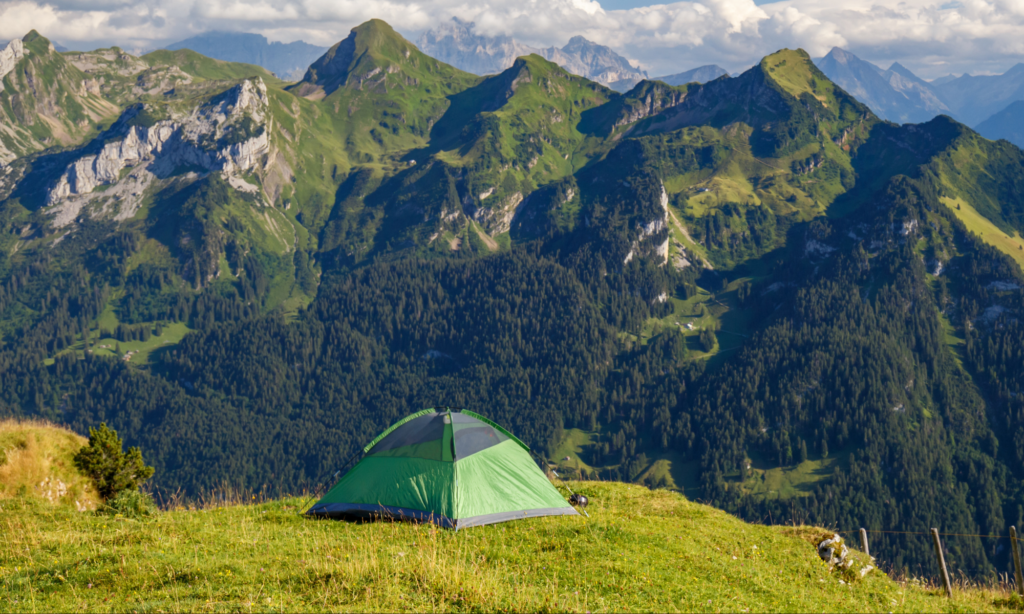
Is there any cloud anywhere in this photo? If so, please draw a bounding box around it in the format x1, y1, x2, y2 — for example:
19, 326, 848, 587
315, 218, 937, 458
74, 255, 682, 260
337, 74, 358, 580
1, 0, 1023, 77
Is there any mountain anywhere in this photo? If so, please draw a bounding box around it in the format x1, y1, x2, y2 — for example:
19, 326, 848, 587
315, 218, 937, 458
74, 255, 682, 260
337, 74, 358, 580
4, 23, 1024, 579
416, 18, 646, 90
653, 65, 728, 86
414, 17, 536, 75
933, 64, 1024, 127
814, 47, 949, 123
0, 32, 124, 165
975, 99, 1024, 148
165, 31, 327, 81
544, 36, 648, 92
931, 73, 959, 86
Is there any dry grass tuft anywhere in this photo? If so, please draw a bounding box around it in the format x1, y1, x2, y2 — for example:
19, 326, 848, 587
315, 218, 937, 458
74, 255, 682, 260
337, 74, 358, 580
0, 418, 99, 510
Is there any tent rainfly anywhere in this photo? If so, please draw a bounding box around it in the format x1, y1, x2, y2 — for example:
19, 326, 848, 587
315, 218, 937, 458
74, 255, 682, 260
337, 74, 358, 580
306, 408, 579, 529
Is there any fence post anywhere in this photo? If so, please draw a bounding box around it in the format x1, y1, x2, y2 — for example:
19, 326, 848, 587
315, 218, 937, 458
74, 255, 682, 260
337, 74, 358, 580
931, 528, 952, 598
859, 528, 870, 558
1011, 526, 1024, 598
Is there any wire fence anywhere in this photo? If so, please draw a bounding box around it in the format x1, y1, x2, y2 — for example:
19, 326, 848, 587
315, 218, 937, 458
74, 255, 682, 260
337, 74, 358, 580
817, 525, 1024, 598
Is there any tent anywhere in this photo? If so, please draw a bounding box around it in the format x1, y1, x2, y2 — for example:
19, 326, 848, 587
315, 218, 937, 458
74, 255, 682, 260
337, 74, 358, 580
306, 408, 579, 528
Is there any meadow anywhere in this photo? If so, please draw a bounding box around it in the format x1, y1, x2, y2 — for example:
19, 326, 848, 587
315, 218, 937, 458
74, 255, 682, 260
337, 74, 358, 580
2, 481, 1021, 613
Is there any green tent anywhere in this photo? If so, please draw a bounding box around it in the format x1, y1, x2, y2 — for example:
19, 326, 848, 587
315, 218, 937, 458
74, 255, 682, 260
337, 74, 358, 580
306, 408, 578, 529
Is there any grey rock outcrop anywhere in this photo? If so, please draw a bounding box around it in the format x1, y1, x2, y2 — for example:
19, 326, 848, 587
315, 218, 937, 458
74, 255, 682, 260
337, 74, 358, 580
0, 38, 27, 93
614, 83, 688, 130
46, 78, 272, 227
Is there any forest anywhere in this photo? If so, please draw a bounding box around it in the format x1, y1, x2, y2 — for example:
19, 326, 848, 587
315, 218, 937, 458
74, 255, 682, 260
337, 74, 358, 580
2, 26, 1024, 580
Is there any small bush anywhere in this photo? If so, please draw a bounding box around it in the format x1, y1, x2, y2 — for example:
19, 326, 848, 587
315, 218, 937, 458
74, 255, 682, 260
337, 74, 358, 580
98, 489, 157, 519
73, 423, 155, 500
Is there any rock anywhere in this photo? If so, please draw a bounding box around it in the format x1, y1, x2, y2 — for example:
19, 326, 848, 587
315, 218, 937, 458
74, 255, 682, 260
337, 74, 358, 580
0, 38, 27, 93
45, 78, 272, 226
817, 533, 850, 567
37, 476, 68, 503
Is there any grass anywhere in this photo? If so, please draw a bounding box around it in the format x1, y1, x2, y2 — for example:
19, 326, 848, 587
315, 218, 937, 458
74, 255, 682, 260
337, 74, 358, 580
634, 279, 756, 369
941, 196, 1024, 269
735, 450, 851, 500
1, 482, 1019, 613
0, 420, 99, 509
87, 322, 192, 364
549, 429, 599, 476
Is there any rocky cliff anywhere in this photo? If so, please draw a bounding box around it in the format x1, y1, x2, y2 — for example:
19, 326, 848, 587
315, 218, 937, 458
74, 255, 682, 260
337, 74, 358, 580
45, 78, 272, 227
0, 39, 27, 93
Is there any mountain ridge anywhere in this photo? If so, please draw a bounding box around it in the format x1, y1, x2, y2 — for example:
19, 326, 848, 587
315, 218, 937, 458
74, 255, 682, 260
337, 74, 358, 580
165, 31, 327, 81
416, 18, 646, 91
2, 21, 1024, 580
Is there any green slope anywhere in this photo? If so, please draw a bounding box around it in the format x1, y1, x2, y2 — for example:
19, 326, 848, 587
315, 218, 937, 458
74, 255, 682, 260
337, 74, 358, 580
0, 32, 122, 162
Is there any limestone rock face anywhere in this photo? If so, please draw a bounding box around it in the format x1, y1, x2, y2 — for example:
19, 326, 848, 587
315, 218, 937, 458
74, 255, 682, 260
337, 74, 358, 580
0, 38, 27, 93
46, 78, 272, 226
614, 85, 687, 130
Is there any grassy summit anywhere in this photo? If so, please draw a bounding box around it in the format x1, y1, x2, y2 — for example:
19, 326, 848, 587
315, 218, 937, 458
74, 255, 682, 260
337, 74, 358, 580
0, 420, 99, 509
0, 481, 1018, 612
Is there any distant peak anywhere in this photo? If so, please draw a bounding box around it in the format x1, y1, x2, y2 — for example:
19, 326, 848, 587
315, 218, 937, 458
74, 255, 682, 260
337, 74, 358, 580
826, 47, 851, 56
887, 62, 922, 81
352, 18, 399, 37
294, 19, 418, 98
21, 30, 49, 46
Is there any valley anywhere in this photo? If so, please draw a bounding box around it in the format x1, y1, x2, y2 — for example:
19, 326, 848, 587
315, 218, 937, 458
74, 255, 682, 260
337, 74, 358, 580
1, 19, 1024, 582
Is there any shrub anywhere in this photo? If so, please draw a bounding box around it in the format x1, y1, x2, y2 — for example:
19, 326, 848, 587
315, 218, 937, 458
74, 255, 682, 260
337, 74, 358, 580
73, 423, 155, 500
97, 488, 157, 519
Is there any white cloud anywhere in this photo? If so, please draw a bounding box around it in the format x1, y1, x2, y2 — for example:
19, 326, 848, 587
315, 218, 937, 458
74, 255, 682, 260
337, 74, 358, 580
1, 0, 1023, 77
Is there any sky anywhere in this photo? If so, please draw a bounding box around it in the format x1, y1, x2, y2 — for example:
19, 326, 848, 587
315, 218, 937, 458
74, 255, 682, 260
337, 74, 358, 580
1, 0, 1023, 79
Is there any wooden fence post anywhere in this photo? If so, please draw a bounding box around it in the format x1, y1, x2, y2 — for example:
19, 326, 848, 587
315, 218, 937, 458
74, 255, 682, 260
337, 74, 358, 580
859, 528, 870, 558
1011, 526, 1024, 598
931, 528, 952, 598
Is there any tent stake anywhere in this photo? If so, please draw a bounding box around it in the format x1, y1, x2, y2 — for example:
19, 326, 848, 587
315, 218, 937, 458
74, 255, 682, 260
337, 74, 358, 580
552, 469, 590, 518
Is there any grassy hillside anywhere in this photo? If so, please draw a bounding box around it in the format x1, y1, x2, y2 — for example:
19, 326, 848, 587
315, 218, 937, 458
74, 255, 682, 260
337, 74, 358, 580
0, 32, 121, 162
1, 482, 1017, 612
0, 419, 99, 510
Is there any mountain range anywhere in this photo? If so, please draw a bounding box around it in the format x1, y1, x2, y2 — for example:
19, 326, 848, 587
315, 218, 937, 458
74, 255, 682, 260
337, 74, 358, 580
814, 47, 1024, 146
2, 20, 1024, 579
164, 32, 327, 81
416, 18, 647, 91
653, 65, 729, 87
154, 27, 1024, 146
814, 47, 950, 124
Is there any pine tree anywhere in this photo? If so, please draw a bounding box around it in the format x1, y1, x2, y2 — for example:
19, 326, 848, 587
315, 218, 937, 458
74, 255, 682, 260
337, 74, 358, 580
73, 423, 155, 500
